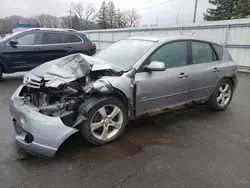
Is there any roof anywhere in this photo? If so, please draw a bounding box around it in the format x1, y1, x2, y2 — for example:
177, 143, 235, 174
12, 24, 36, 29
27, 28, 77, 32
127, 35, 189, 42
126, 35, 222, 45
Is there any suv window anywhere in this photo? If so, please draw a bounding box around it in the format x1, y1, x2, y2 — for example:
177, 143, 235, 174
15, 32, 44, 45
191, 41, 214, 64
69, 34, 82, 43
46, 33, 64, 44
150, 41, 187, 68
212, 43, 223, 60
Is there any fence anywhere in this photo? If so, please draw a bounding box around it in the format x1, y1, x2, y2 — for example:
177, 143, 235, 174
81, 19, 250, 71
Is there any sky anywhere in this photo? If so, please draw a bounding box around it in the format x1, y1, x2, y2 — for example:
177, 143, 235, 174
1, 0, 212, 25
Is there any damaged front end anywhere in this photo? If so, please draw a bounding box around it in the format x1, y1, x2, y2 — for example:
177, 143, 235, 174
23, 53, 123, 126
10, 53, 130, 158
22, 70, 117, 128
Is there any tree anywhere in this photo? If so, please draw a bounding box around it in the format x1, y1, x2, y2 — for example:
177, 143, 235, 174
60, 16, 71, 28
115, 9, 126, 28
0, 15, 38, 33
204, 0, 250, 21
124, 8, 141, 27
36, 14, 61, 28
107, 1, 116, 28
71, 1, 97, 30
97, 1, 108, 29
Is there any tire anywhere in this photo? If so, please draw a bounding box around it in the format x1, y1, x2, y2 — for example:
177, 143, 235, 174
207, 79, 234, 111
0, 66, 3, 80
79, 97, 128, 145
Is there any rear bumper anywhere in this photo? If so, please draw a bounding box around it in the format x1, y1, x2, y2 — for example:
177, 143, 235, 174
10, 85, 78, 158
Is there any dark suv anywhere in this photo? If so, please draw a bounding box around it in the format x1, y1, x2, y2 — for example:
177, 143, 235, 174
0, 28, 96, 79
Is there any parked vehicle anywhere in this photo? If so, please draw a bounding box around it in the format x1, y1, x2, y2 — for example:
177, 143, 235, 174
0, 28, 96, 79
10, 36, 238, 158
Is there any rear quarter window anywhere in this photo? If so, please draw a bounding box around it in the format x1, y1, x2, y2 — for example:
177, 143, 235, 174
212, 43, 224, 60
79, 34, 90, 42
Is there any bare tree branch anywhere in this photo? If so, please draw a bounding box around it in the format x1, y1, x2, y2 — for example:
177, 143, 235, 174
124, 8, 141, 27
70, 1, 97, 30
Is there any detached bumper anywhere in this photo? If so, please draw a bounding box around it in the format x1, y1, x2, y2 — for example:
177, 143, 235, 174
9, 85, 78, 158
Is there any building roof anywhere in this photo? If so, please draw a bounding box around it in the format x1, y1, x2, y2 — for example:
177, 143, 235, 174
12, 24, 36, 29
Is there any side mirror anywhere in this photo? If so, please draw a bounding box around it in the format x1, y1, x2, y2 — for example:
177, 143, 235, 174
144, 61, 166, 72
9, 39, 18, 47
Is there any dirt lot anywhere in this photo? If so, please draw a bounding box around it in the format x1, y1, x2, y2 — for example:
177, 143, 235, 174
0, 73, 250, 188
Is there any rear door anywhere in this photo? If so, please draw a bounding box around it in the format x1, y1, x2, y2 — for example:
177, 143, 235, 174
135, 40, 191, 116
2, 31, 46, 71
188, 40, 221, 101
42, 32, 71, 63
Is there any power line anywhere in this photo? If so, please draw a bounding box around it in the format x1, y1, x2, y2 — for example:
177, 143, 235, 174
136, 0, 177, 12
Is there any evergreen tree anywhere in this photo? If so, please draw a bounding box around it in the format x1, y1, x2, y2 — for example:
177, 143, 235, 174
115, 8, 126, 28
107, 1, 116, 28
97, 1, 108, 29
204, 0, 250, 21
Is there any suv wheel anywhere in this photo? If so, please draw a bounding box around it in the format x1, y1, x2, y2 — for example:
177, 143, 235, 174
80, 97, 128, 145
207, 79, 233, 111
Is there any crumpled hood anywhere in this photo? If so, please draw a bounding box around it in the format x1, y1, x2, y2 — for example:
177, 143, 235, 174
29, 53, 117, 88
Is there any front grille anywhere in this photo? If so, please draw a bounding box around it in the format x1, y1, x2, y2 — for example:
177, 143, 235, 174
23, 73, 43, 88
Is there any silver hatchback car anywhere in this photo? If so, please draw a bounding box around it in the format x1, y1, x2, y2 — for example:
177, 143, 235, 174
10, 36, 238, 158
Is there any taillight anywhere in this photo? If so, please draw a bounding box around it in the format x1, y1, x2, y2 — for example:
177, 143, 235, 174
91, 42, 96, 48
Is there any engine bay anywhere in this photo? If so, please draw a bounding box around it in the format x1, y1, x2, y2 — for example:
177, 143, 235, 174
19, 70, 120, 125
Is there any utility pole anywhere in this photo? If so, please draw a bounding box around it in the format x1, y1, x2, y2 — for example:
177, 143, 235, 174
69, 10, 73, 29
176, 13, 179, 24
193, 0, 198, 23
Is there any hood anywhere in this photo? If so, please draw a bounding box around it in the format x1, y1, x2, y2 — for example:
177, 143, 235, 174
29, 53, 118, 88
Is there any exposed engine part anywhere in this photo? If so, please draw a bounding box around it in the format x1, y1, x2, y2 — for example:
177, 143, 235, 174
20, 69, 118, 129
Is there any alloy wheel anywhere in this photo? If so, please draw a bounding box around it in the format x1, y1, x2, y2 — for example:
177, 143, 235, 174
216, 83, 232, 107
90, 105, 124, 140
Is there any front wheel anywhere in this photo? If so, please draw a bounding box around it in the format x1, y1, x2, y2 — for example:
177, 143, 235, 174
207, 79, 233, 111
80, 97, 128, 145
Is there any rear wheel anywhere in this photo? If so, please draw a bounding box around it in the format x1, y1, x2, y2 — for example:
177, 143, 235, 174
80, 97, 128, 145
207, 79, 233, 111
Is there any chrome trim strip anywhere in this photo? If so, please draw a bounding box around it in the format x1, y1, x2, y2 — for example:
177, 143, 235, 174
139, 91, 189, 102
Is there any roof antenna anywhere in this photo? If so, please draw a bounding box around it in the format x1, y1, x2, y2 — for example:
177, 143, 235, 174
191, 32, 195, 37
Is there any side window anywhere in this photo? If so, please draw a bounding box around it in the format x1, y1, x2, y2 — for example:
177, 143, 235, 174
212, 43, 223, 60
150, 41, 187, 68
46, 33, 63, 44
191, 41, 214, 64
70, 34, 82, 43
15, 32, 44, 45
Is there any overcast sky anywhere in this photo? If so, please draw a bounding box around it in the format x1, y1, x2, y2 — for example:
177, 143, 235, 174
1, 0, 212, 25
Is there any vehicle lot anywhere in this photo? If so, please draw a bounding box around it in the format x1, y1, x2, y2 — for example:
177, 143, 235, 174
0, 73, 250, 188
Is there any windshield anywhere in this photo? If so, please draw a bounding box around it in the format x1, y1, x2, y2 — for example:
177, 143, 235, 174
95, 39, 156, 71
0, 32, 21, 42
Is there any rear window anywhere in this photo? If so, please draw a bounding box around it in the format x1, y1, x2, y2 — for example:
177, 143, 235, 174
79, 34, 90, 42
212, 43, 224, 60
69, 34, 82, 43
46, 33, 63, 44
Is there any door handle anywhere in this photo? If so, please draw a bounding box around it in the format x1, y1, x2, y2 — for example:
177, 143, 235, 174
33, 47, 42, 50
212, 67, 220, 72
178, 72, 188, 78
65, 46, 73, 49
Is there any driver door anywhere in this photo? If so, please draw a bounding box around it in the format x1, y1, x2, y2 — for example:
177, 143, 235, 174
134, 40, 191, 116
3, 31, 46, 72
